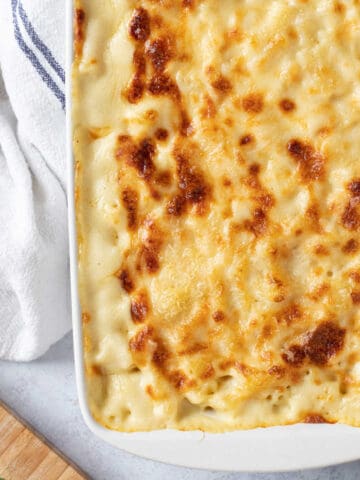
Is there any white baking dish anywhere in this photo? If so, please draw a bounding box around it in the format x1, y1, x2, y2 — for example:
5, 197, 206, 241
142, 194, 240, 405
66, 0, 360, 471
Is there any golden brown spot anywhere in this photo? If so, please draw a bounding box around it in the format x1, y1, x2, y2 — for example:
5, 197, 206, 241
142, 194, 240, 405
151, 335, 195, 391
227, 28, 241, 40
89, 364, 102, 376
341, 202, 360, 231
218, 360, 233, 371
279, 98, 296, 112
256, 194, 275, 210
222, 208, 231, 219
287, 139, 325, 182
167, 194, 186, 216
146, 37, 172, 71
156, 345, 192, 389
242, 93, 263, 113
168, 370, 189, 390
138, 221, 163, 274
131, 291, 150, 323
134, 138, 156, 179
268, 365, 286, 379
314, 244, 329, 256
342, 238, 359, 254
276, 304, 302, 325
262, 324, 273, 338
140, 246, 159, 273
350, 271, 360, 283
306, 204, 322, 232
117, 268, 134, 293
152, 338, 169, 368
309, 283, 330, 301
287, 27, 298, 40
144, 109, 158, 121
129, 7, 150, 42
351, 291, 360, 304
129, 325, 153, 352
116, 134, 136, 158
179, 343, 207, 355
348, 179, 360, 197
125, 47, 146, 104
223, 177, 232, 187
273, 295, 285, 303
180, 110, 194, 137
201, 364, 215, 379
303, 414, 330, 423
145, 385, 155, 399
282, 345, 306, 367
155, 170, 172, 186
244, 208, 267, 236
82, 312, 91, 324
290, 371, 302, 384
334, 1, 345, 13
148, 73, 180, 98
155, 128, 169, 141
239, 134, 254, 146
245, 165, 261, 189
150, 188, 162, 201
249, 163, 260, 176
74, 9, 85, 58
317, 126, 332, 137
117, 137, 156, 181
201, 95, 216, 118
182, 0, 195, 7
212, 310, 225, 322
211, 75, 232, 93
121, 188, 138, 230
151, 14, 163, 29
88, 127, 112, 140
242, 163, 275, 234
340, 181, 360, 231
235, 363, 254, 377
133, 47, 146, 75
146, 56, 192, 136
269, 276, 283, 288
304, 321, 345, 365
175, 152, 210, 207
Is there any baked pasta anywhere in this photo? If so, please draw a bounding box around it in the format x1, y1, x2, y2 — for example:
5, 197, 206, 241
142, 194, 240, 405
73, 0, 360, 431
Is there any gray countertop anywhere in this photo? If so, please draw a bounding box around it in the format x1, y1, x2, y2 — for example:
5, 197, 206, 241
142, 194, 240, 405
0, 333, 360, 480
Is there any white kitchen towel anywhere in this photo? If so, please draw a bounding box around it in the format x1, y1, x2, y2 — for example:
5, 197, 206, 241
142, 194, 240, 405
0, 0, 70, 361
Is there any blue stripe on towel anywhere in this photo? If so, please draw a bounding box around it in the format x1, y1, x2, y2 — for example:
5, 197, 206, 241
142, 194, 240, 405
11, 0, 65, 110
18, 1, 65, 84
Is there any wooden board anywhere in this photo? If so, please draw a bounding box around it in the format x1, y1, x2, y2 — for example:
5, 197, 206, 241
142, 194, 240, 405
0, 402, 88, 480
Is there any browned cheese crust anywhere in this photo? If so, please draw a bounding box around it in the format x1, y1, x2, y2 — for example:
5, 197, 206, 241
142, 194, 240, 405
73, 0, 360, 432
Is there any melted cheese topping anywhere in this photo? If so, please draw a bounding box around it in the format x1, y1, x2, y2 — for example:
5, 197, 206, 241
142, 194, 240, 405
73, 0, 360, 432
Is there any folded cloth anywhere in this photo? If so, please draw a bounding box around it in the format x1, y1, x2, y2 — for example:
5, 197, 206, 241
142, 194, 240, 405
0, 0, 70, 361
